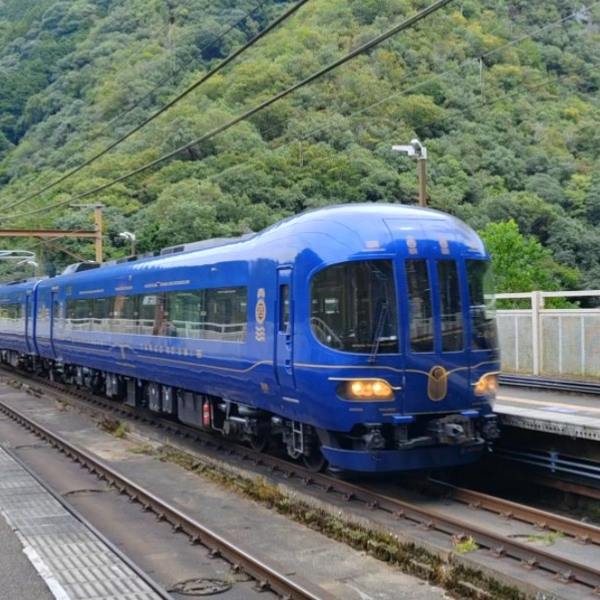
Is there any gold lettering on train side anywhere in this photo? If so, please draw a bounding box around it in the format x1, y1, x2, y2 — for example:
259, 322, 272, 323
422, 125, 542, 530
427, 365, 449, 401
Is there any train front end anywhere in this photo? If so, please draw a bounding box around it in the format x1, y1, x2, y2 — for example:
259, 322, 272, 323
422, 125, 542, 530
293, 205, 500, 473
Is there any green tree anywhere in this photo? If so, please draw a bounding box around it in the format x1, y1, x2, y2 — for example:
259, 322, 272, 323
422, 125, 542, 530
479, 220, 578, 294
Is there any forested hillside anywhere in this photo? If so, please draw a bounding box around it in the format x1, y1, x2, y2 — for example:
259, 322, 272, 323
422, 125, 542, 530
0, 0, 599, 292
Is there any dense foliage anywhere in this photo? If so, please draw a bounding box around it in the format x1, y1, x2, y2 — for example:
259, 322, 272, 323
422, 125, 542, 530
0, 0, 599, 293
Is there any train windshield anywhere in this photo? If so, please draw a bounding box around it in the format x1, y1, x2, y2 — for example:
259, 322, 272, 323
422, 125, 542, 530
467, 260, 499, 350
310, 259, 399, 353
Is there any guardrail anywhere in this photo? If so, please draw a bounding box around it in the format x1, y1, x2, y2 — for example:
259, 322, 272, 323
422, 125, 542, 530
496, 290, 600, 379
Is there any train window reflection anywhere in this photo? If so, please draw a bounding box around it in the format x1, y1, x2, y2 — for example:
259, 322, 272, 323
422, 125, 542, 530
0, 302, 24, 333
406, 259, 434, 353
310, 260, 399, 354
64, 286, 248, 342
437, 260, 464, 352
279, 285, 290, 333
467, 260, 499, 350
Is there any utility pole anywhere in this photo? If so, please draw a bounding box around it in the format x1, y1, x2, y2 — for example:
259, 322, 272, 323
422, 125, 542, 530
71, 203, 104, 263
94, 203, 103, 262
392, 139, 428, 207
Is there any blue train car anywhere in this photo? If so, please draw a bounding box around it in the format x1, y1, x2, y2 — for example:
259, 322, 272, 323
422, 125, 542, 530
0, 204, 500, 472
0, 279, 39, 366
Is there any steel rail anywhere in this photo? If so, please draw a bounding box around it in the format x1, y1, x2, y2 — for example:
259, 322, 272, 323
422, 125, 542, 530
0, 399, 337, 600
422, 478, 600, 546
4, 368, 600, 595
500, 373, 600, 395
1, 444, 173, 600
313, 477, 600, 592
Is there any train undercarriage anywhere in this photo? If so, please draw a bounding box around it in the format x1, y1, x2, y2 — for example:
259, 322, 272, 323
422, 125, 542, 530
2, 350, 499, 474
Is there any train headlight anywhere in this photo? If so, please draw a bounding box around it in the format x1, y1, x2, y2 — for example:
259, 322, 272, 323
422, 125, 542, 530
338, 379, 394, 401
474, 373, 499, 398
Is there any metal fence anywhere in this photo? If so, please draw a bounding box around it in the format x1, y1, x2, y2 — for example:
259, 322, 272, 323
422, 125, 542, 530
496, 290, 600, 378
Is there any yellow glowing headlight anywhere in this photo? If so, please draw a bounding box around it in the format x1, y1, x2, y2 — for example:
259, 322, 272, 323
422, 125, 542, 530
474, 373, 499, 397
341, 379, 394, 401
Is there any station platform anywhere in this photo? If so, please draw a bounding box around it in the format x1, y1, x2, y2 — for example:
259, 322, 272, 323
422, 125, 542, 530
496, 385, 600, 441
0, 445, 165, 600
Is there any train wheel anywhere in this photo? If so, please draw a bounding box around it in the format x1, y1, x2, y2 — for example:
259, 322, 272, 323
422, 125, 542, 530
250, 435, 269, 453
302, 448, 327, 472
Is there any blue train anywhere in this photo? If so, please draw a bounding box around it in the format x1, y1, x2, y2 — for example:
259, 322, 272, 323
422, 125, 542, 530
0, 203, 499, 472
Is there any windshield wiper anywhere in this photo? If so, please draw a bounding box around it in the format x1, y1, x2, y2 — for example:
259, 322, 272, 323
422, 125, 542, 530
368, 301, 388, 364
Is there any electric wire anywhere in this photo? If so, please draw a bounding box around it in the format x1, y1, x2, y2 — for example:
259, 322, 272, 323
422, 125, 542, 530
1, 0, 311, 214
1, 0, 455, 221
255, 2, 600, 142
0, 0, 193, 188
3, 2, 595, 222
57, 0, 271, 172
6, 59, 593, 261
197, 68, 587, 200
156, 5, 600, 201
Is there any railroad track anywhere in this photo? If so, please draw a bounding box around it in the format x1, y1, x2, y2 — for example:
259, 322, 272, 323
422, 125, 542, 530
3, 368, 600, 599
0, 396, 335, 600
498, 372, 600, 494
500, 373, 600, 395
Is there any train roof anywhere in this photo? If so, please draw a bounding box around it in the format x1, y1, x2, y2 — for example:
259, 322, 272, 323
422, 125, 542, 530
34, 203, 486, 290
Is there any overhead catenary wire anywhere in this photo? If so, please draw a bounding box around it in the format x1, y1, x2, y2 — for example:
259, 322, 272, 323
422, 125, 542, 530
18, 61, 584, 225
0, 0, 194, 196
53, 0, 272, 173
196, 67, 588, 201
106, 4, 600, 206
6, 0, 592, 223
2, 0, 455, 221
259, 1, 600, 143
1, 0, 312, 214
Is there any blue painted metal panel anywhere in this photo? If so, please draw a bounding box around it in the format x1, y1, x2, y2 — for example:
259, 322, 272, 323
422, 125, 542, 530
0, 204, 500, 472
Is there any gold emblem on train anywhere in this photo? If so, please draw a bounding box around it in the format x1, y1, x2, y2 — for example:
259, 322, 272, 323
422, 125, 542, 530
255, 288, 267, 342
427, 366, 448, 401
407, 236, 418, 255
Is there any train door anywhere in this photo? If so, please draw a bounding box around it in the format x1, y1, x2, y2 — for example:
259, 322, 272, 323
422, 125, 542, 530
275, 267, 296, 394
403, 257, 470, 412
25, 289, 36, 355
49, 289, 59, 359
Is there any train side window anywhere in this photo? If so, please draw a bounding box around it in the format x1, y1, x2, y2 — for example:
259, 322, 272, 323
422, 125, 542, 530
92, 297, 110, 332
112, 294, 138, 334
65, 298, 92, 330
36, 303, 49, 323
167, 289, 202, 338
311, 260, 398, 353
405, 259, 434, 353
437, 260, 464, 352
139, 294, 158, 335
279, 285, 290, 333
203, 287, 248, 342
